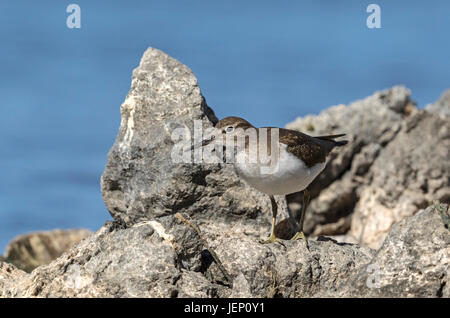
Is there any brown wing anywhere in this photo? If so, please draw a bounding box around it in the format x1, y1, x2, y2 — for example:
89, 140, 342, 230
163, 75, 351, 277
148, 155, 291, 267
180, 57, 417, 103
277, 128, 330, 167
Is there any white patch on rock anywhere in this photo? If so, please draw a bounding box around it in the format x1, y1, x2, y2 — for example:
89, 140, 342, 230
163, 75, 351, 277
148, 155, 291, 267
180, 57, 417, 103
136, 221, 175, 244
65, 264, 92, 290
119, 96, 137, 151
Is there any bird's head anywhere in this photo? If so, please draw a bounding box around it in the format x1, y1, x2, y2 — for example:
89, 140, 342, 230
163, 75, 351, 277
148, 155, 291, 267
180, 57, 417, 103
195, 116, 254, 149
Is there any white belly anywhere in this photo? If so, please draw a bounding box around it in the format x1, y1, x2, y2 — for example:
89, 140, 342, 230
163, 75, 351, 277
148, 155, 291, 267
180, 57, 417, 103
234, 145, 326, 195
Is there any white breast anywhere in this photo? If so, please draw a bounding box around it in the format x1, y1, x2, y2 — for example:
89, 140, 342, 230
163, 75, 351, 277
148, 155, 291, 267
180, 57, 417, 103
234, 144, 326, 195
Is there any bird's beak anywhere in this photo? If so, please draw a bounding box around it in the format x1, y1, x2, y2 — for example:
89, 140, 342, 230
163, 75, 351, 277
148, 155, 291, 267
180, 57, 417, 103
191, 134, 216, 151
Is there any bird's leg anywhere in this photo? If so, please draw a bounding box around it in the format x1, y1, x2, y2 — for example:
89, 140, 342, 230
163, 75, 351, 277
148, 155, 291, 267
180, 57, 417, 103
260, 195, 278, 244
299, 189, 310, 234
286, 197, 299, 233
292, 189, 310, 249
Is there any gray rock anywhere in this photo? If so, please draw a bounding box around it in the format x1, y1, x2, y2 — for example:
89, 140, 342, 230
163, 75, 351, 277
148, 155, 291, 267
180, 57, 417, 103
2, 48, 448, 298
2, 221, 228, 298
0, 261, 29, 297
286, 87, 450, 249
350, 111, 450, 248
327, 204, 450, 297
212, 236, 374, 298
100, 47, 291, 240
426, 89, 450, 117
0, 219, 374, 298
286, 86, 416, 237
15, 206, 444, 298
1, 48, 375, 298
2, 229, 92, 273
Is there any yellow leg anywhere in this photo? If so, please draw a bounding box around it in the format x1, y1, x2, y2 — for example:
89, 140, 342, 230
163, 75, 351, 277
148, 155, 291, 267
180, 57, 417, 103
291, 231, 308, 246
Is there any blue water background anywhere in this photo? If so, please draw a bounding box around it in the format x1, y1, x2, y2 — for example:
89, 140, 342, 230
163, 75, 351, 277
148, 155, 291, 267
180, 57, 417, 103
1, 1, 449, 252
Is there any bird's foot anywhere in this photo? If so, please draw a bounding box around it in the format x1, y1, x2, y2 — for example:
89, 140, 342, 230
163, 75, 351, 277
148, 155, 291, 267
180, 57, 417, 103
259, 233, 281, 245
291, 231, 309, 250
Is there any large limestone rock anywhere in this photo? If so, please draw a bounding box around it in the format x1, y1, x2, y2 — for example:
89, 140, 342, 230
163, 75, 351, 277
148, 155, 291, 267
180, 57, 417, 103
100, 47, 290, 240
5, 221, 224, 297
2, 229, 91, 273
1, 48, 448, 298
286, 86, 416, 237
326, 204, 450, 297
286, 87, 450, 249
0, 262, 28, 297
349, 111, 450, 248
2, 204, 446, 298
1, 47, 373, 298
212, 235, 374, 297
426, 89, 450, 118
0, 220, 373, 298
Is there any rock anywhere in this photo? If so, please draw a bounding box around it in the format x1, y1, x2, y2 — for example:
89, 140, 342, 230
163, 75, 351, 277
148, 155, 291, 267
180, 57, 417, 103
3, 221, 226, 298
3, 48, 450, 299
100, 47, 291, 241
426, 89, 450, 117
349, 111, 450, 248
327, 204, 450, 297
1, 47, 376, 298
0, 261, 29, 297
212, 236, 374, 298
286, 87, 450, 249
1, 219, 374, 298
5, 207, 445, 298
2, 229, 92, 273
286, 86, 415, 236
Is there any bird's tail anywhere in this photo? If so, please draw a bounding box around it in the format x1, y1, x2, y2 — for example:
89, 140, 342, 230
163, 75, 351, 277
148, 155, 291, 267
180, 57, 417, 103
315, 134, 348, 147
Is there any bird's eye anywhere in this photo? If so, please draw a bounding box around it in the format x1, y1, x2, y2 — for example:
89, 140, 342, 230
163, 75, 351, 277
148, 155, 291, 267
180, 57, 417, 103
225, 126, 234, 133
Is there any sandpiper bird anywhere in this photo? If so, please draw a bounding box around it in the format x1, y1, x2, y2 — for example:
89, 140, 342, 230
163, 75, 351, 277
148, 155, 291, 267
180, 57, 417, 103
197, 116, 347, 245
